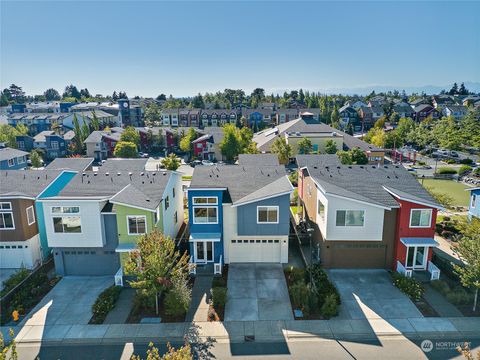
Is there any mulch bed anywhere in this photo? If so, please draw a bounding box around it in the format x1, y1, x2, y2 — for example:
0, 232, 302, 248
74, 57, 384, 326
208, 265, 228, 322
126, 292, 186, 324
414, 297, 440, 317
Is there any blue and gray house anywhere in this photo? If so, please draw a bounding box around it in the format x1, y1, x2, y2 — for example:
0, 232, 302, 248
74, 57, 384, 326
0, 147, 29, 170
466, 187, 480, 220
187, 154, 293, 274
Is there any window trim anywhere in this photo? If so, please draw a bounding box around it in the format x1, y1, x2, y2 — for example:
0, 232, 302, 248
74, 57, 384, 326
7, 158, 15, 167
471, 194, 477, 209
256, 206, 279, 224
52, 216, 82, 233
0, 212, 15, 230
409, 208, 432, 228
335, 209, 365, 227
192, 196, 218, 205
0, 202, 12, 210
192, 206, 218, 225
127, 215, 147, 235
26, 206, 35, 225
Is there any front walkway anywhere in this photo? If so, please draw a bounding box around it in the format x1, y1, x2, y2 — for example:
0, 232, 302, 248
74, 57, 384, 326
224, 263, 293, 322
104, 288, 136, 324
186, 275, 213, 322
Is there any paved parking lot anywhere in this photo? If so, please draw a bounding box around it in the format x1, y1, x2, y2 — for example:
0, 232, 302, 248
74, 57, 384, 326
327, 269, 423, 320
20, 276, 113, 326
225, 263, 293, 321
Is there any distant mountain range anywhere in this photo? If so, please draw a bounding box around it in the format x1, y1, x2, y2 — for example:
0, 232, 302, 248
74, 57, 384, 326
272, 82, 480, 96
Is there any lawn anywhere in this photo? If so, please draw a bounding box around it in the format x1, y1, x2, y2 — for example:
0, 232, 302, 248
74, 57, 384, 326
419, 179, 471, 207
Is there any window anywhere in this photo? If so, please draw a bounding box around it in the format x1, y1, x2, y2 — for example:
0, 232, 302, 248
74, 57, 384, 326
471, 194, 477, 208
52, 206, 79, 214
193, 197, 217, 205
317, 200, 325, 220
51, 141, 59, 149
257, 206, 279, 224
336, 210, 365, 226
26, 206, 35, 225
127, 216, 147, 235
165, 196, 170, 210
17, 141, 25, 149
0, 202, 14, 230
53, 216, 81, 233
193, 207, 217, 224
174, 211, 178, 224
8, 159, 14, 167
17, 156, 26, 164
410, 209, 432, 228
173, 187, 176, 198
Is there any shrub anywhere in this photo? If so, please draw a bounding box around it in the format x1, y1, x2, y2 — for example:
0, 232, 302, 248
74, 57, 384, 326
437, 167, 457, 174
392, 273, 424, 301
211, 287, 227, 309
212, 276, 226, 288
0, 268, 30, 297
321, 293, 339, 319
91, 285, 122, 323
459, 158, 474, 165
446, 290, 471, 305
289, 281, 310, 310
473, 168, 480, 176
444, 159, 457, 165
430, 280, 450, 295
164, 277, 191, 317
458, 165, 472, 176
284, 267, 306, 284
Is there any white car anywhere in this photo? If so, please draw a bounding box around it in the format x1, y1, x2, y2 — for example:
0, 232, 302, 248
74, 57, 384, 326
201, 160, 214, 166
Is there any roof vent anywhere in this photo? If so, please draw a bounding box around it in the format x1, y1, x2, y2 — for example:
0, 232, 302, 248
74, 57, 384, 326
94, 172, 98, 176
82, 173, 86, 176
313, 166, 318, 169
348, 166, 352, 169
140, 172, 144, 176
337, 166, 341, 169
163, 172, 166, 176
105, 172, 109, 176
117, 172, 121, 176
360, 166, 364, 169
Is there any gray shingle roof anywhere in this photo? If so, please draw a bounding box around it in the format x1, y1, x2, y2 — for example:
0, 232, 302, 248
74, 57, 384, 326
0, 147, 29, 162
0, 170, 64, 198
296, 154, 342, 168
33, 131, 54, 142
238, 154, 280, 166
46, 158, 94, 172
304, 163, 439, 209
99, 159, 148, 172
190, 165, 292, 204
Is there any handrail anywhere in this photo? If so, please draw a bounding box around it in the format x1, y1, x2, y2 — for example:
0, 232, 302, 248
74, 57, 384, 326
428, 260, 441, 281
114, 267, 123, 287
396, 261, 413, 278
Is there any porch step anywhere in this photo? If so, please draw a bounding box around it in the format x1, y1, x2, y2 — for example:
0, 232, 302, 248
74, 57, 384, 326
195, 264, 214, 276
412, 270, 432, 283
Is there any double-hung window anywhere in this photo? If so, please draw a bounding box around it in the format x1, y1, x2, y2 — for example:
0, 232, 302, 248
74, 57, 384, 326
127, 216, 147, 235
410, 209, 432, 228
257, 206, 279, 224
0, 202, 14, 230
52, 206, 81, 233
7, 159, 14, 167
336, 210, 364, 227
317, 200, 325, 221
26, 206, 35, 225
193, 197, 218, 224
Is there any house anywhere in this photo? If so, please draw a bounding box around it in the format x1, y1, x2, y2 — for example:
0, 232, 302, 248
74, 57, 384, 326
300, 109, 321, 122
31, 130, 76, 160
370, 106, 385, 121
252, 118, 343, 156
297, 155, 442, 279
199, 109, 237, 127
192, 127, 224, 161
237, 154, 280, 166
16, 135, 34, 152
357, 106, 374, 130
179, 109, 202, 127
345, 100, 367, 109
0, 168, 81, 269
276, 109, 299, 124
409, 98, 429, 108
338, 105, 361, 131
466, 187, 479, 220
84, 128, 124, 161
341, 133, 385, 164
117, 99, 144, 127
242, 109, 274, 127
413, 104, 440, 122
161, 109, 179, 127
8, 113, 69, 135
45, 157, 94, 172
62, 110, 119, 130
187, 156, 293, 272
0, 148, 28, 170
463, 96, 480, 107
393, 102, 415, 119
442, 105, 468, 120
39, 159, 184, 280
432, 95, 455, 109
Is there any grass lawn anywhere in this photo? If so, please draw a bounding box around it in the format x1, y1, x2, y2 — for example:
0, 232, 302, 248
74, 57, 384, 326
419, 179, 471, 207
181, 175, 192, 181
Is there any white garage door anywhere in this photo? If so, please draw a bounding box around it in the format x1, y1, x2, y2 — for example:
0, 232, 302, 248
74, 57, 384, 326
229, 239, 281, 263
0, 244, 33, 268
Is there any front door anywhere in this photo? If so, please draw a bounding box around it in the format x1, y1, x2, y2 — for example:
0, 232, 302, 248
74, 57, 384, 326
195, 241, 214, 263
406, 246, 427, 270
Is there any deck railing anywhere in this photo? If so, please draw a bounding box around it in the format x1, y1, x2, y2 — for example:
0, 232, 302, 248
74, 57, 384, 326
428, 261, 441, 281
214, 255, 223, 275
114, 267, 123, 287
189, 258, 196, 276
397, 261, 413, 278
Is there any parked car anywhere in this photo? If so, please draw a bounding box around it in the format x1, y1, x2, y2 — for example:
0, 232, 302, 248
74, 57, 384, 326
449, 151, 459, 158
138, 152, 149, 158
202, 160, 214, 166
190, 160, 202, 168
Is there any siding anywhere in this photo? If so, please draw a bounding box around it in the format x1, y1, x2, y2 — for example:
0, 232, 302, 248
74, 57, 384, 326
0, 198, 38, 242
116, 204, 156, 245
236, 194, 290, 236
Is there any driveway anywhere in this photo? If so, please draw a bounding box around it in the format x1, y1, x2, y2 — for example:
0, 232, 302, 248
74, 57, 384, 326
20, 276, 113, 326
224, 263, 293, 321
327, 270, 423, 320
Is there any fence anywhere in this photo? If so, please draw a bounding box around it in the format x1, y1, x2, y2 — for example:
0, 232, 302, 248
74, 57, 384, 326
0, 256, 55, 324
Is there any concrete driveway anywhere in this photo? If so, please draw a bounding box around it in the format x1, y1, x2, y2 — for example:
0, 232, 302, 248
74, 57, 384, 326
327, 270, 423, 320
224, 263, 293, 321
20, 276, 113, 326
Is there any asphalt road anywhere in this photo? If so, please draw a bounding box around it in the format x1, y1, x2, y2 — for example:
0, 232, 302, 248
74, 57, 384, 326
13, 337, 480, 360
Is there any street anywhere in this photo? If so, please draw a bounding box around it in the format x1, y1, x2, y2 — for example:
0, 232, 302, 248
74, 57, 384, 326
13, 336, 480, 360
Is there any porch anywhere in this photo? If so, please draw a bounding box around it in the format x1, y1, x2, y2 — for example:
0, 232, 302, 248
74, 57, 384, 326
396, 237, 440, 281
188, 232, 223, 276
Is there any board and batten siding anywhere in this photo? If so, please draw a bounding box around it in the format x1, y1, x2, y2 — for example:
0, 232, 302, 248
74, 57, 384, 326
236, 194, 290, 236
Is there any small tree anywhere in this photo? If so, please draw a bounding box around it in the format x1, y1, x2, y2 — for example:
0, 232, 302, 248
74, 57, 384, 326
131, 342, 192, 360
337, 150, 353, 165
179, 128, 196, 156
120, 126, 140, 147
114, 141, 138, 158
324, 139, 337, 154
453, 221, 480, 312
350, 147, 368, 165
220, 124, 241, 162
297, 137, 313, 154
161, 153, 181, 171
126, 230, 190, 315
90, 109, 100, 131
271, 137, 292, 164
30, 150, 42, 168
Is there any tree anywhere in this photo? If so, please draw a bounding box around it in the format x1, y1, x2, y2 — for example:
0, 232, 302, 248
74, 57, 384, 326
330, 104, 340, 126
179, 128, 197, 155
7, 84, 26, 103
114, 141, 138, 158
297, 137, 313, 154
271, 137, 292, 164
244, 141, 259, 154
80, 88, 91, 99
112, 91, 118, 101
220, 124, 242, 161
30, 150, 43, 168
448, 83, 459, 96
453, 219, 480, 312
126, 230, 190, 315
72, 113, 84, 154
0, 124, 28, 148
63, 84, 81, 100
144, 103, 161, 126
43, 88, 61, 101
156, 94, 167, 101
191, 93, 205, 108
324, 139, 337, 154
458, 82, 469, 96
120, 126, 140, 147
131, 342, 192, 360
161, 153, 181, 171
374, 117, 386, 129
369, 128, 386, 148
90, 110, 100, 131
337, 150, 353, 165
350, 147, 368, 165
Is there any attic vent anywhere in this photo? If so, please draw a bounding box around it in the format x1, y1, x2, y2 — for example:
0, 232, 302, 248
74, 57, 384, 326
386, 176, 390, 179
146, 199, 150, 202
142, 181, 145, 184
152, 172, 156, 176
267, 174, 270, 177
337, 166, 341, 169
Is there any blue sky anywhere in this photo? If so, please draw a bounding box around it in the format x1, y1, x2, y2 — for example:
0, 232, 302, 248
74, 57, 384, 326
1, 1, 479, 97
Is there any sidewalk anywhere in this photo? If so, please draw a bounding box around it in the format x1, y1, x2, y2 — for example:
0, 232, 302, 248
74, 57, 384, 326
3, 317, 479, 345
104, 288, 136, 324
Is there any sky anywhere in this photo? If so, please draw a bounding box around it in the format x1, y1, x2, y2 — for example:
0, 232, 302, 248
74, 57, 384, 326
1, 1, 479, 97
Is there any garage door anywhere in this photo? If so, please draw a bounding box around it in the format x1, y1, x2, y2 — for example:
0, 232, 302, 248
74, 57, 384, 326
229, 239, 281, 263
0, 244, 33, 268
61, 250, 120, 276
329, 243, 387, 268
